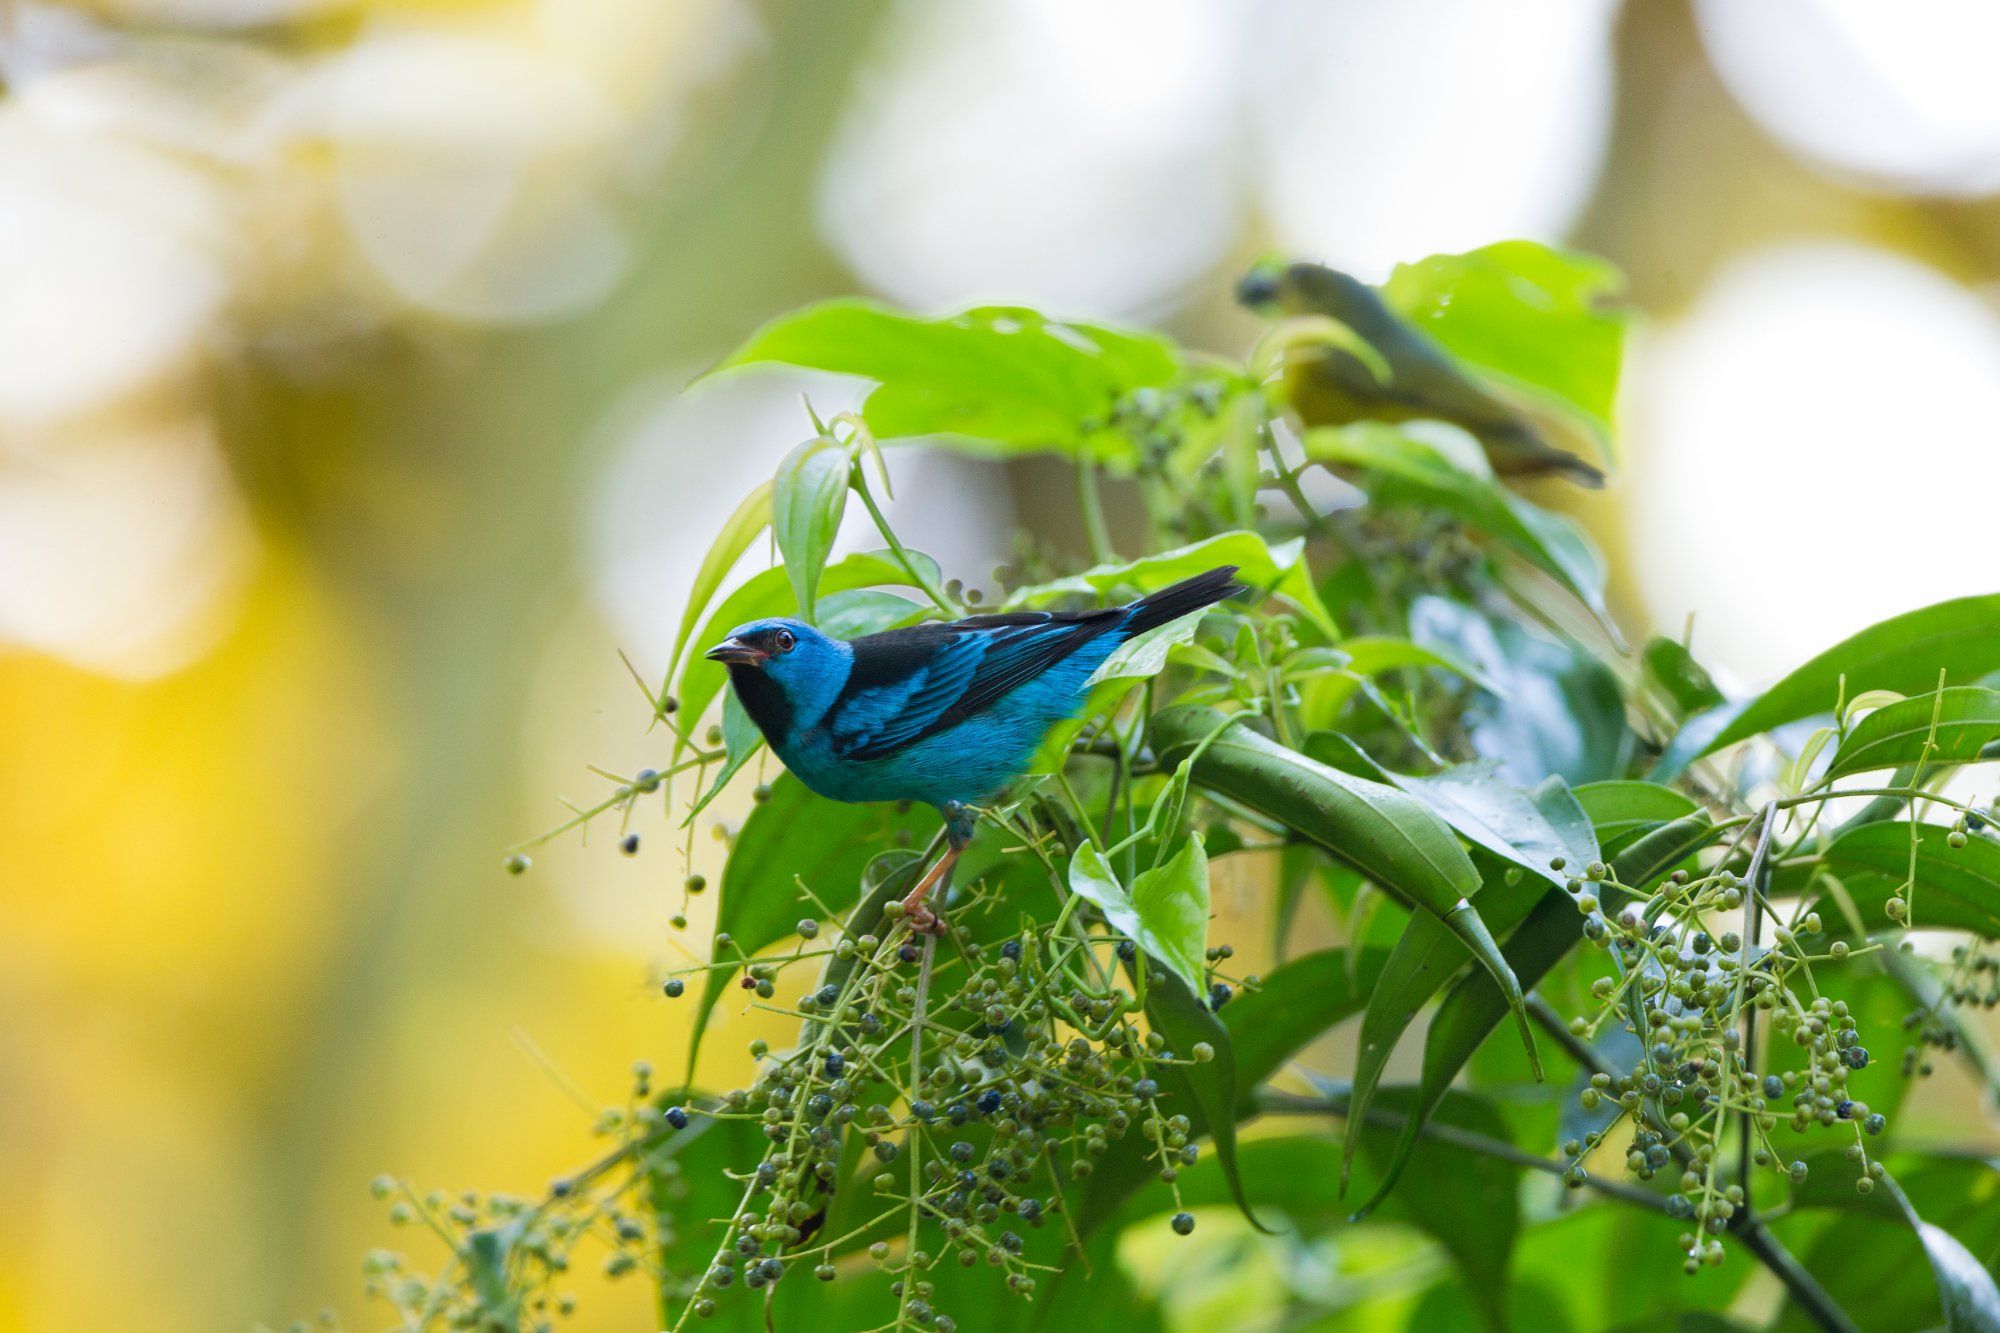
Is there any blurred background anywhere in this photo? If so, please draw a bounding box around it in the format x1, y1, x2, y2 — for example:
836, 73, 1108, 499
4, 0, 1999, 1328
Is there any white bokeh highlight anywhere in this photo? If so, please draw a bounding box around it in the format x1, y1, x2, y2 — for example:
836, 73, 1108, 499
818, 0, 1248, 317
1250, 0, 1618, 281
1699, 0, 2000, 196
1629, 242, 2000, 684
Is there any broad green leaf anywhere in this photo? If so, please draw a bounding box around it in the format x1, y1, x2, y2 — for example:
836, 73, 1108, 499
1307, 733, 1599, 890
1411, 594, 1630, 786
1574, 780, 1700, 855
1665, 593, 2000, 771
1009, 531, 1337, 641
1641, 636, 1724, 719
664, 480, 771, 686
675, 550, 941, 743
771, 436, 850, 623
1307, 424, 1610, 622
1828, 687, 2000, 779
1342, 877, 1541, 1208
1150, 706, 1541, 1077
1382, 239, 1629, 439
1065, 837, 1210, 993
1775, 821, 2000, 938
709, 299, 1179, 461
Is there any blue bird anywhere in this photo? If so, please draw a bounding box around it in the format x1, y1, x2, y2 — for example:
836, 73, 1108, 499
705, 565, 1243, 921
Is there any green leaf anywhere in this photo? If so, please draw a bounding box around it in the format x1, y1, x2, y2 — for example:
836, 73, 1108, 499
1381, 240, 1629, 439
648, 1116, 770, 1332
1306, 733, 1599, 890
1775, 1155, 2000, 1333
664, 480, 771, 687
1342, 877, 1541, 1209
1150, 706, 1541, 1078
1574, 781, 1701, 855
771, 436, 850, 624
1139, 962, 1264, 1232
674, 550, 941, 743
1306, 424, 1610, 622
1148, 1093, 1523, 1331
1828, 687, 2000, 779
1008, 530, 1337, 641
1775, 821, 2000, 938
709, 299, 1179, 461
1065, 837, 1210, 994
1664, 593, 2000, 771
1641, 636, 1725, 719
1411, 594, 1630, 786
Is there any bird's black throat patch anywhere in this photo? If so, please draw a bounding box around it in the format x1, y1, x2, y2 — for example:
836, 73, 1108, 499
727, 664, 792, 744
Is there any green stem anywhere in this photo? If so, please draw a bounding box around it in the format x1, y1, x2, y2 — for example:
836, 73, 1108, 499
851, 462, 960, 616
1077, 456, 1115, 566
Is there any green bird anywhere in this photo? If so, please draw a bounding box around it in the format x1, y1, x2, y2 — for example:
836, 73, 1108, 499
1237, 261, 1605, 487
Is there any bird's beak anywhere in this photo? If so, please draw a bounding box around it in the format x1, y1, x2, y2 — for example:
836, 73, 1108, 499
705, 637, 767, 666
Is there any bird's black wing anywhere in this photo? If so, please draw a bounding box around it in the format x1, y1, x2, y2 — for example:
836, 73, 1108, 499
825, 609, 1123, 761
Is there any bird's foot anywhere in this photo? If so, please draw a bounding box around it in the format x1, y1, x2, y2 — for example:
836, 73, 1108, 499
905, 905, 948, 936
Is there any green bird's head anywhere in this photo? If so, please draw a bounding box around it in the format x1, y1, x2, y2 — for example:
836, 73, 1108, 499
1235, 259, 1381, 324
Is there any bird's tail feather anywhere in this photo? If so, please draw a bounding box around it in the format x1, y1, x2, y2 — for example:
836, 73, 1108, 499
1124, 566, 1244, 636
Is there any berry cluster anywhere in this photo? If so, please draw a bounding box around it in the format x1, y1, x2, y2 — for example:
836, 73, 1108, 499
656, 874, 1229, 1331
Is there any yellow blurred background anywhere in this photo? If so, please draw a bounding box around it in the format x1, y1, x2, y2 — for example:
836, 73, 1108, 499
6, 0, 2000, 1328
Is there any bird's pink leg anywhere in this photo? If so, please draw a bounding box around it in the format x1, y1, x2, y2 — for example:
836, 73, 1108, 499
900, 843, 962, 934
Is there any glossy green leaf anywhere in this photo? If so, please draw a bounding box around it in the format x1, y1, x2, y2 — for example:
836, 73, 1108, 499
1065, 836, 1210, 993
1145, 1093, 1523, 1331
1150, 705, 1541, 1077
1775, 821, 2000, 938
771, 436, 850, 623
1828, 687, 2000, 779
709, 299, 1179, 461
664, 480, 771, 687
1411, 594, 1630, 786
1307, 732, 1599, 890
1342, 877, 1541, 1209
1306, 424, 1610, 621
674, 550, 941, 743
1665, 593, 2000, 771
1009, 530, 1336, 641
1381, 239, 1629, 439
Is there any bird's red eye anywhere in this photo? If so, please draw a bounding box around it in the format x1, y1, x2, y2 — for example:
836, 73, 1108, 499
773, 629, 795, 653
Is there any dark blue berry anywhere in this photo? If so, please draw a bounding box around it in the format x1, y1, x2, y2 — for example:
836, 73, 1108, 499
1000, 940, 1022, 960
665, 1106, 690, 1130
1170, 1212, 1196, 1235
976, 1089, 1003, 1115
1208, 983, 1232, 1010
